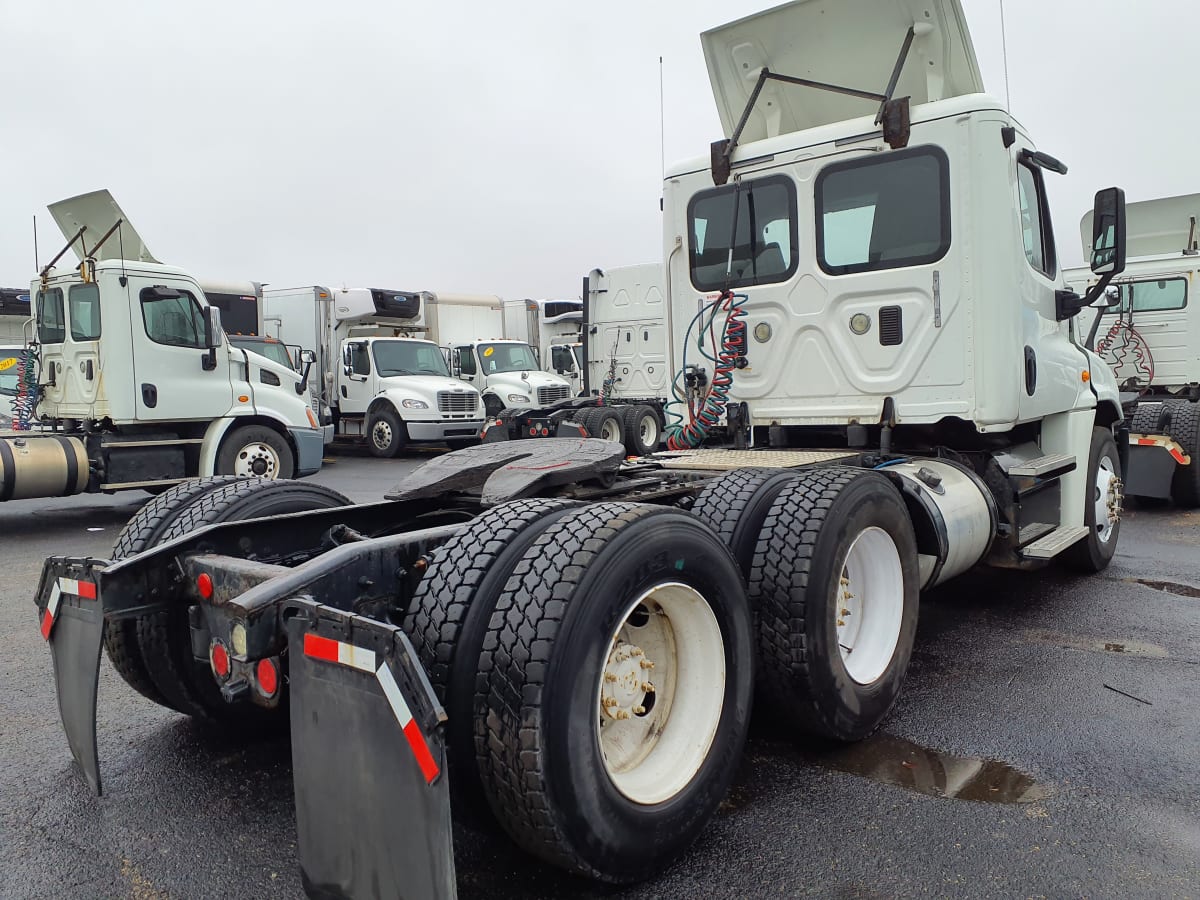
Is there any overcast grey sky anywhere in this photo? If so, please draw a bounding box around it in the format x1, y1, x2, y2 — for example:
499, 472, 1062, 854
2, 0, 1196, 298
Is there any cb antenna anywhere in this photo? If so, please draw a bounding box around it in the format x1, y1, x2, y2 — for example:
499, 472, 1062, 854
33, 215, 39, 274
659, 56, 666, 181
999, 0, 1012, 111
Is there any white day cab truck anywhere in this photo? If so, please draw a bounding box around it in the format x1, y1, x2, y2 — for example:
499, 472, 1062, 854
1067, 193, 1200, 505
264, 286, 486, 456
0, 190, 323, 502
436, 293, 578, 415
35, 2, 1130, 896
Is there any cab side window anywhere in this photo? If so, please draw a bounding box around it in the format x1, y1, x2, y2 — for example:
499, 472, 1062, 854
1017, 162, 1058, 278
350, 344, 371, 376
455, 347, 477, 376
140, 287, 207, 348
37, 288, 66, 343
69, 284, 101, 340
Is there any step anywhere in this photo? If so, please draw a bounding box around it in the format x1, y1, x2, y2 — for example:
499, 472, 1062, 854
1019, 525, 1090, 560
1006, 453, 1076, 479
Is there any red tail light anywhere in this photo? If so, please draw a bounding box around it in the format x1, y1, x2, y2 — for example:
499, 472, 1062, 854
210, 641, 231, 679
197, 573, 214, 600
256, 658, 279, 696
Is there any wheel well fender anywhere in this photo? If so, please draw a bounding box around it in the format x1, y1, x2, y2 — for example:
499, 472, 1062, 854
202, 416, 296, 476
367, 397, 400, 418
1095, 398, 1122, 428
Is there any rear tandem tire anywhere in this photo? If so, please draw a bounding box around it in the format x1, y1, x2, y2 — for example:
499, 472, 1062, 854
750, 467, 920, 743
620, 404, 662, 456
1167, 401, 1200, 508
473, 503, 753, 882
690, 467, 802, 578
404, 498, 581, 822
135, 478, 351, 721
581, 407, 625, 444
104, 476, 248, 710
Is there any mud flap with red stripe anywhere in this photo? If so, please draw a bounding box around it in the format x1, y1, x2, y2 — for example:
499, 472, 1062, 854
34, 558, 105, 795
284, 598, 456, 900
1125, 434, 1190, 499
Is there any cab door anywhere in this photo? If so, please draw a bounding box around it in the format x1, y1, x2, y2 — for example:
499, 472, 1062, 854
128, 278, 233, 421
338, 341, 375, 415
34, 287, 67, 411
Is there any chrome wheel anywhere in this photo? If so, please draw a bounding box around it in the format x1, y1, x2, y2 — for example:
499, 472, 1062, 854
233, 441, 281, 478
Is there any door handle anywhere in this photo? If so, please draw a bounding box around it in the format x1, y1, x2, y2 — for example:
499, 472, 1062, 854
85, 359, 94, 381
142, 383, 158, 408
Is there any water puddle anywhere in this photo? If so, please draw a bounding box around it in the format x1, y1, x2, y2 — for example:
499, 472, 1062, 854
813, 733, 1048, 804
1024, 629, 1168, 659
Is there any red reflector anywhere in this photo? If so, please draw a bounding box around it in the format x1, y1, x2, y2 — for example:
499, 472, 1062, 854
529, 427, 537, 435
197, 573, 214, 599
210, 641, 230, 678
304, 632, 340, 663
257, 658, 279, 696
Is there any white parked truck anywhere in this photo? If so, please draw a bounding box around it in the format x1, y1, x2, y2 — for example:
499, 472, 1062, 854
0, 190, 323, 499
431, 292, 576, 415
263, 286, 485, 455
35, 2, 1131, 896
1067, 193, 1200, 505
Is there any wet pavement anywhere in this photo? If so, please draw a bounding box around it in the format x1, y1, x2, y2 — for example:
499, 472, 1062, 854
1, 458, 1198, 899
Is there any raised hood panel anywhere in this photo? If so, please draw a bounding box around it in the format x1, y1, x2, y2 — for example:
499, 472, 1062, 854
701, 0, 984, 143
1081, 194, 1200, 260
47, 189, 158, 263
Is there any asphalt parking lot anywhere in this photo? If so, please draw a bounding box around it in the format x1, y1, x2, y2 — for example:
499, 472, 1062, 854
1, 454, 1198, 899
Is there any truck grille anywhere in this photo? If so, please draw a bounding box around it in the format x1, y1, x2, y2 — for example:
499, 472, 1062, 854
537, 385, 571, 404
438, 391, 478, 413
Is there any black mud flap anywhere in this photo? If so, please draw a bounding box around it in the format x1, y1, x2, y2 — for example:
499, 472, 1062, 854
34, 557, 107, 795
284, 599, 456, 900
1124, 441, 1181, 499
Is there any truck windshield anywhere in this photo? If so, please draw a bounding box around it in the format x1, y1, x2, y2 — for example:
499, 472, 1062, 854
230, 337, 295, 370
0, 349, 20, 397
477, 342, 539, 373
373, 340, 449, 377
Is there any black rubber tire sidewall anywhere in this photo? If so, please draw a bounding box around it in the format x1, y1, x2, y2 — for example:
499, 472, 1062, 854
620, 405, 660, 456
476, 505, 752, 881
1167, 401, 1200, 507
216, 425, 295, 479
691, 468, 802, 578
1063, 426, 1122, 571
366, 407, 405, 458
753, 470, 919, 742
585, 408, 624, 444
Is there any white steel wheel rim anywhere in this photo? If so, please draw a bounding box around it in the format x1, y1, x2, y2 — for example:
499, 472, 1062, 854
234, 442, 280, 478
371, 419, 393, 450
638, 413, 660, 448
599, 416, 622, 442
595, 582, 726, 805
837, 526, 904, 685
1093, 455, 1121, 544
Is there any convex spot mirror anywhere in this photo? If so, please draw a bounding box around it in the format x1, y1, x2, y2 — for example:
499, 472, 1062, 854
1091, 187, 1127, 276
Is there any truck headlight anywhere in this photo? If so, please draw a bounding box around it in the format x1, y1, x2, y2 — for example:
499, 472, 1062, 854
402, 399, 429, 409
508, 393, 530, 403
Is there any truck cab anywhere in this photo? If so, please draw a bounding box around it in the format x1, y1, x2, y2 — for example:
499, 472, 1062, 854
336, 335, 484, 456
448, 338, 573, 416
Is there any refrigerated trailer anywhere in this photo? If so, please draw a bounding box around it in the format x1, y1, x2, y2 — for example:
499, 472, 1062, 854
0, 190, 323, 499
1067, 193, 1200, 505
36, 1, 1131, 895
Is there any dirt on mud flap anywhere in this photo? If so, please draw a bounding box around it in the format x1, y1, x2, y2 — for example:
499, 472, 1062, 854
284, 598, 454, 900
34, 557, 107, 794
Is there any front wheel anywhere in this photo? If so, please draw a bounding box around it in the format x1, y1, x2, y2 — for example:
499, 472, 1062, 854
367, 407, 406, 458
1063, 426, 1123, 572
216, 425, 294, 479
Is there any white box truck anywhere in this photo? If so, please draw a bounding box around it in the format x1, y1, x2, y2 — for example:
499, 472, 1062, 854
263, 286, 485, 456
1068, 193, 1200, 504
0, 189, 324, 500
431, 292, 576, 415
36, 1, 1134, 894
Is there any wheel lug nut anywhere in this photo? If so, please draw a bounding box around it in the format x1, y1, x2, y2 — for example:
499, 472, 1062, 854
604, 673, 617, 683
837, 619, 846, 627
633, 706, 646, 715
840, 608, 850, 616
603, 697, 618, 708
639, 659, 654, 669
615, 710, 632, 720
641, 682, 655, 693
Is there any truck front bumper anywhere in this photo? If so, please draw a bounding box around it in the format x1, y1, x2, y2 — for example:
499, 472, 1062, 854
405, 419, 485, 442
289, 426, 326, 477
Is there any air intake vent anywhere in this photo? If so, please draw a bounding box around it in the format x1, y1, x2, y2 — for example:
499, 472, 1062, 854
879, 306, 903, 346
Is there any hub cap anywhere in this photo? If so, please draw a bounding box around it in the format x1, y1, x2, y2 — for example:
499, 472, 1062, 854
371, 419, 393, 450
234, 441, 280, 478
836, 526, 904, 685
596, 582, 725, 805
1093, 455, 1122, 544
600, 416, 622, 442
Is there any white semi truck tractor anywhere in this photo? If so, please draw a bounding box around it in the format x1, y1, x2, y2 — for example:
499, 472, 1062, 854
34, 2, 1130, 896
0, 190, 323, 500
1067, 193, 1200, 505
264, 285, 486, 455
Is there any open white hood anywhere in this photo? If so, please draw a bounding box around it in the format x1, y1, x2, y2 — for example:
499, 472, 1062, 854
701, 0, 984, 143
47, 189, 158, 264
1081, 194, 1200, 260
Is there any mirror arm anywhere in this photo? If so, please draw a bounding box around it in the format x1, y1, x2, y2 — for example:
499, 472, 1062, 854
296, 359, 313, 395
